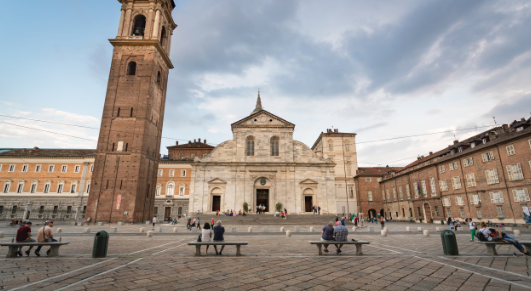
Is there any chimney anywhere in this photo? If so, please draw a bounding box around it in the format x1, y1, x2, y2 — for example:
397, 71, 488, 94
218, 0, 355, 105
521, 118, 526, 122
204, 139, 207, 144
198, 138, 201, 143
502, 124, 509, 132
194, 139, 196, 143
334, 129, 338, 133
175, 141, 179, 145
188, 141, 191, 144
429, 151, 433, 155
453, 140, 459, 145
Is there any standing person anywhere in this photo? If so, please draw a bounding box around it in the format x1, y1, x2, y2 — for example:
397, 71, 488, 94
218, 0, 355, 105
248, 204, 252, 214
318, 206, 321, 215
196, 218, 201, 230
313, 205, 317, 215
469, 218, 477, 242
335, 217, 341, 226
341, 217, 346, 226
187, 217, 192, 230
333, 222, 348, 253
478, 222, 531, 256
263, 205, 267, 213
152, 216, 157, 230
16, 222, 36, 256
201, 223, 212, 254
380, 217, 385, 230
447, 217, 453, 230
216, 210, 219, 216
354, 216, 358, 228
321, 222, 334, 253
35, 221, 57, 256
211, 218, 215, 229
213, 220, 225, 255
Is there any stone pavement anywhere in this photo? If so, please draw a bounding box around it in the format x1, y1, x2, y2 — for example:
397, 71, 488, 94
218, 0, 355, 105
1, 223, 531, 290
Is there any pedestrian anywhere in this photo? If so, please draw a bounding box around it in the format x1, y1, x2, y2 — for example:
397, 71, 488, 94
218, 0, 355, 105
196, 218, 201, 230
211, 218, 215, 229
333, 222, 348, 253
354, 216, 358, 228
248, 204, 252, 214
341, 217, 346, 226
152, 216, 157, 230
477, 222, 530, 256
201, 223, 212, 254
380, 217, 385, 229
447, 217, 453, 230
216, 210, 219, 216
469, 218, 477, 242
187, 217, 192, 230
213, 220, 225, 255
284, 208, 287, 215
10, 220, 15, 228
318, 206, 321, 215
35, 221, 57, 256
16, 222, 36, 256
321, 221, 334, 253
335, 217, 341, 226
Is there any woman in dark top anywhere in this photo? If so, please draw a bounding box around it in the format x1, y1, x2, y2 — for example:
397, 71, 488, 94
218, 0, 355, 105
213, 220, 225, 255
321, 222, 335, 253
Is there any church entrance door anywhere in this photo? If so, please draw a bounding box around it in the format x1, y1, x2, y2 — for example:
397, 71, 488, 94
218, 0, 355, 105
212, 196, 221, 212
164, 207, 171, 218
304, 196, 312, 212
257, 189, 269, 212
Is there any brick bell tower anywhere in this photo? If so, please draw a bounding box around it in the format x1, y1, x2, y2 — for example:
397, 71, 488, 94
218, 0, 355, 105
86, 0, 177, 224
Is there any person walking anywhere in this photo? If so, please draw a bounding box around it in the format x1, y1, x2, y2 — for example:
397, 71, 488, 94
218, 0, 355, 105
380, 217, 385, 230
201, 223, 212, 254
340, 217, 346, 226
35, 221, 57, 256
469, 218, 477, 242
187, 217, 192, 230
211, 218, 215, 229
152, 216, 157, 230
16, 222, 36, 256
321, 221, 334, 253
213, 220, 225, 255
318, 206, 321, 215
354, 216, 358, 228
447, 217, 453, 230
333, 222, 348, 253
196, 218, 201, 230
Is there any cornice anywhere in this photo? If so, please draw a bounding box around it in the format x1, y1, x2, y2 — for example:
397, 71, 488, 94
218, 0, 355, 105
109, 39, 174, 69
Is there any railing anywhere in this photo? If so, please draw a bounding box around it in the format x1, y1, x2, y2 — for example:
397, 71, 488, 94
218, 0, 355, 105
0, 210, 79, 222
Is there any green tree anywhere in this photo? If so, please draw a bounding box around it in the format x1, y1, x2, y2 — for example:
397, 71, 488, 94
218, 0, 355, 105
243, 202, 249, 212
275, 202, 283, 212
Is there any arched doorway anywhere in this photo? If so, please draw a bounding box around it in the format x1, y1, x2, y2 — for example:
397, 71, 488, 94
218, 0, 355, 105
401, 207, 406, 218
379, 209, 384, 218
211, 187, 222, 211
423, 203, 432, 222
368, 209, 377, 219
254, 177, 271, 213
303, 188, 314, 212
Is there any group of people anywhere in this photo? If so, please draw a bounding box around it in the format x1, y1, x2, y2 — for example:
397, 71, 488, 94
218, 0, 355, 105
15, 220, 57, 256
312, 205, 321, 215
447, 217, 462, 231
186, 217, 202, 230
256, 204, 267, 214
321, 219, 351, 253
200, 220, 226, 255
274, 208, 288, 219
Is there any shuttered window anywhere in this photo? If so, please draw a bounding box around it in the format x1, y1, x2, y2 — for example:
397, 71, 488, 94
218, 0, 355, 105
506, 145, 515, 156
439, 180, 448, 191
489, 191, 504, 203
452, 176, 462, 190
485, 168, 500, 185
430, 177, 437, 196
482, 151, 495, 162
512, 189, 530, 202
406, 184, 411, 199
466, 173, 476, 187
506, 163, 524, 181
368, 190, 373, 201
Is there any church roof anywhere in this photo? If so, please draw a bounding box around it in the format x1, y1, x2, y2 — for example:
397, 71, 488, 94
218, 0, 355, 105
231, 93, 295, 129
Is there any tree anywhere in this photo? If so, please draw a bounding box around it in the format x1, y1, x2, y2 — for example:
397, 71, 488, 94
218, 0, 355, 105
243, 202, 249, 212
276, 202, 283, 212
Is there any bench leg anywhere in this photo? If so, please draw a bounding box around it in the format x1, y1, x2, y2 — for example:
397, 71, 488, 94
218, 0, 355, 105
48, 245, 60, 257
355, 244, 363, 256
523, 244, 531, 253
6, 246, 18, 258
195, 245, 201, 256
316, 244, 322, 256
236, 245, 241, 256
486, 244, 497, 256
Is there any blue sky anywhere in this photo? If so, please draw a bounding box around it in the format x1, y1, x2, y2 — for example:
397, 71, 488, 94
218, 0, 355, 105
1, 0, 530, 167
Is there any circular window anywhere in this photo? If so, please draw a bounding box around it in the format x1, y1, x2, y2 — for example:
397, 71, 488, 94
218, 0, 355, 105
270, 119, 273, 122
254, 119, 257, 121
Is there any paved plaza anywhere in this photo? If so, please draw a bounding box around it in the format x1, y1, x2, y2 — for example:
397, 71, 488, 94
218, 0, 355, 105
1, 222, 531, 290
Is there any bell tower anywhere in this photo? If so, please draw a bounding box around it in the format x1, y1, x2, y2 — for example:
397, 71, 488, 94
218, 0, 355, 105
86, 0, 177, 224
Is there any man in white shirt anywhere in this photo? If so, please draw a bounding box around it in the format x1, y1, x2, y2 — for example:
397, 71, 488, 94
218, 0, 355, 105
152, 216, 157, 230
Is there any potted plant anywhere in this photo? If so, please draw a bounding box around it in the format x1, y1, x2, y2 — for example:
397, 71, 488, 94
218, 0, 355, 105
441, 220, 444, 225
419, 218, 423, 223
276, 202, 283, 212
243, 202, 249, 212
430, 218, 433, 223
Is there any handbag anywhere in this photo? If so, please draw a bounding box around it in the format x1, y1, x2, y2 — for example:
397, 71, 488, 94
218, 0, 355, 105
197, 234, 202, 242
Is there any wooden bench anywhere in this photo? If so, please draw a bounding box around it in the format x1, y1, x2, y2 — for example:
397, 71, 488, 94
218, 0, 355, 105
477, 241, 531, 255
309, 241, 370, 255
187, 242, 248, 256
0, 242, 70, 258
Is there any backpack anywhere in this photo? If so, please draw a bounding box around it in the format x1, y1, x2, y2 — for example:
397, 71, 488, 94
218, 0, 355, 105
476, 229, 488, 242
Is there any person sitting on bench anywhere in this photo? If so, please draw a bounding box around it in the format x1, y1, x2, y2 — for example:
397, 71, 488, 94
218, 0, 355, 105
213, 220, 225, 255
333, 222, 348, 253
478, 222, 530, 256
321, 222, 334, 253
35, 221, 57, 256
16, 221, 36, 256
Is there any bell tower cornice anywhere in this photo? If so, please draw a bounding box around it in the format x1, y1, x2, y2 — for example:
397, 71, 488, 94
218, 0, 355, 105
109, 39, 174, 69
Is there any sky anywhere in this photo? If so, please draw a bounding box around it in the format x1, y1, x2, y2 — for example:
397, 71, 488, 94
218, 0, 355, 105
0, 0, 530, 167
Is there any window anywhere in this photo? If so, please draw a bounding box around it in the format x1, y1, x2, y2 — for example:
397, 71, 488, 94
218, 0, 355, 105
413, 182, 419, 198
74, 165, 80, 173
91, 165, 94, 172
460, 209, 465, 218
506, 163, 524, 181
443, 197, 451, 206
345, 141, 350, 152
181, 170, 186, 177
506, 145, 515, 156
477, 209, 482, 219
30, 182, 37, 193
377, 178, 382, 182
57, 182, 64, 193
157, 71, 161, 85
458, 147, 463, 153
406, 184, 411, 199
489, 191, 504, 203
393, 188, 397, 201
246, 136, 255, 156
452, 176, 462, 190
166, 182, 175, 196
22, 165, 28, 172
417, 207, 422, 216
463, 157, 473, 167
3, 181, 11, 193
127, 61, 137, 75
368, 190, 373, 201
86, 181, 91, 193
513, 189, 530, 202
386, 189, 390, 201
399, 186, 403, 200
16, 182, 24, 193
12, 206, 17, 213
169, 170, 174, 177
35, 165, 41, 172
157, 170, 163, 177
348, 186, 354, 198
70, 182, 77, 193
365, 177, 372, 182
117, 107, 121, 117
439, 165, 445, 173
153, 207, 158, 215
382, 190, 385, 201
117, 141, 124, 152
179, 184, 185, 196
155, 184, 162, 196
465, 173, 476, 187
455, 196, 465, 206
191, 154, 195, 159
131, 15, 146, 36
471, 193, 481, 205
497, 205, 504, 218
61, 166, 67, 173
346, 164, 352, 176
270, 136, 279, 156
482, 151, 495, 162
44, 182, 50, 193
53, 206, 58, 214
421, 180, 427, 198
328, 141, 333, 151
434, 206, 439, 217
9, 165, 15, 172
48, 165, 55, 173
485, 168, 500, 184
439, 180, 448, 191
429, 177, 437, 196
447, 210, 452, 217
471, 143, 476, 149
483, 138, 487, 144
409, 208, 413, 217
517, 127, 524, 132
449, 162, 458, 171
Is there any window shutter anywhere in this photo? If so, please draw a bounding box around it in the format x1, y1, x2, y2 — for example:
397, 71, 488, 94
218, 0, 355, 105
506, 165, 514, 181
489, 192, 495, 203
513, 189, 519, 202
493, 168, 499, 183
525, 188, 530, 202
482, 153, 487, 162
516, 163, 523, 180
470, 195, 474, 203
499, 192, 504, 203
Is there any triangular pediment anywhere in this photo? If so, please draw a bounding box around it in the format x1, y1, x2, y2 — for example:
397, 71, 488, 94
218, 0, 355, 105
207, 178, 227, 184
299, 178, 319, 185
231, 110, 295, 129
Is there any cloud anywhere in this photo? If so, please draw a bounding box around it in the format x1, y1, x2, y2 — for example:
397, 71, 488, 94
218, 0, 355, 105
425, 109, 442, 115
354, 122, 387, 133
482, 93, 531, 123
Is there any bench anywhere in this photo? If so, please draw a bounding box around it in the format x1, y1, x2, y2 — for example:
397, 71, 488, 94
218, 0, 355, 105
187, 242, 248, 256
309, 241, 370, 255
0, 242, 70, 258
477, 241, 531, 255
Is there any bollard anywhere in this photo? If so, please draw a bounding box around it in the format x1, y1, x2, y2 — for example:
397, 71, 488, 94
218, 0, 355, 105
118, 222, 124, 226
436, 227, 441, 232
262, 227, 268, 232
294, 226, 300, 232
248, 227, 252, 233
417, 227, 422, 232
381, 230, 387, 237
423, 230, 429, 237
57, 228, 62, 233
280, 227, 285, 232
146, 221, 150, 225
367, 227, 373, 232
505, 227, 513, 231
139, 227, 145, 233
309, 227, 314, 232
383, 226, 388, 231
84, 228, 91, 233
286, 230, 292, 237
0, 232, 4, 238
514, 229, 521, 237
352, 227, 356, 232
155, 227, 162, 233
173, 227, 178, 233
147, 231, 153, 237
231, 227, 236, 232
406, 226, 411, 232
98, 222, 104, 226
110, 227, 117, 233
